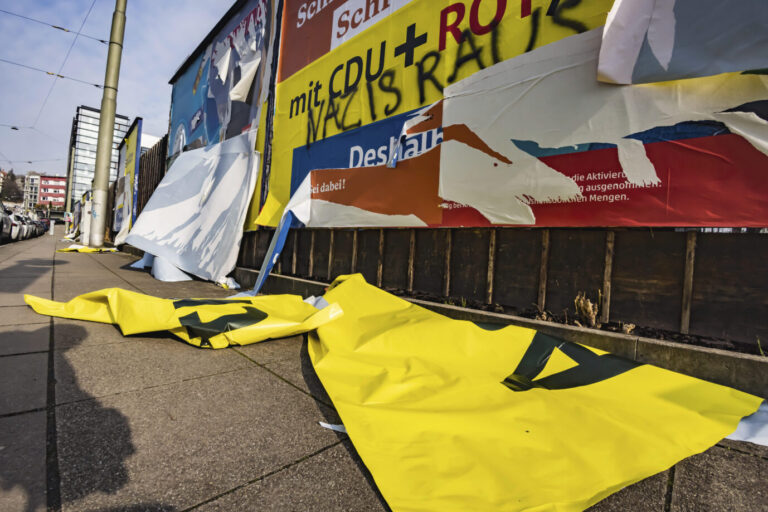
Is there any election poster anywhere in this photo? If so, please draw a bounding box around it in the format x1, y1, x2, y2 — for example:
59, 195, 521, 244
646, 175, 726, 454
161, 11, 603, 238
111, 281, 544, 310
113, 118, 142, 245
168, 0, 277, 159
252, 0, 768, 229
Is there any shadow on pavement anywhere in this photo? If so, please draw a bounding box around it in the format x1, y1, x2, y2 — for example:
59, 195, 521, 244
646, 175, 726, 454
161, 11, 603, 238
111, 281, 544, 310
299, 336, 392, 512
0, 323, 175, 511
0, 258, 68, 294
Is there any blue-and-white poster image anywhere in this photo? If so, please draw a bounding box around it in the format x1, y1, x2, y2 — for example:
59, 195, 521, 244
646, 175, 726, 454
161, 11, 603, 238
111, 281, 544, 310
168, 0, 275, 158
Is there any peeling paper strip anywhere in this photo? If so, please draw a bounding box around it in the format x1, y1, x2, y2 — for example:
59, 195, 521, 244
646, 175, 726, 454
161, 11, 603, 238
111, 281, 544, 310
229, 55, 261, 103
319, 422, 347, 434
598, 0, 656, 84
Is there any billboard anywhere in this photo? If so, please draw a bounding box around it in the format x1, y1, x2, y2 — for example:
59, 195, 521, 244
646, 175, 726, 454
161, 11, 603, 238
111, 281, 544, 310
168, 0, 277, 158
113, 118, 142, 245
253, 0, 768, 229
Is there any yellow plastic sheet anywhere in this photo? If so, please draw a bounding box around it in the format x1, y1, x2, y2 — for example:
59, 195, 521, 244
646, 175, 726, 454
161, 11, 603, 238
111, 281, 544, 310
25, 288, 342, 349
310, 274, 762, 512
56, 246, 118, 253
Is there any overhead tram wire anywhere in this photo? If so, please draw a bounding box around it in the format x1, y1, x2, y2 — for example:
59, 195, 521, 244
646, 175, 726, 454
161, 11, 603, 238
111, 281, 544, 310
0, 57, 103, 89
31, 0, 100, 127
0, 8, 107, 45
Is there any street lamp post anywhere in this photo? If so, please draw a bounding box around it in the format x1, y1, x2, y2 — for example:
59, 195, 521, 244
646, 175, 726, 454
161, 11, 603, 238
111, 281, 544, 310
89, 0, 126, 247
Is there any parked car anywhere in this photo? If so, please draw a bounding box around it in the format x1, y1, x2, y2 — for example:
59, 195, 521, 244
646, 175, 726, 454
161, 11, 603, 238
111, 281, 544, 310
9, 214, 23, 241
0, 200, 11, 243
20, 215, 33, 239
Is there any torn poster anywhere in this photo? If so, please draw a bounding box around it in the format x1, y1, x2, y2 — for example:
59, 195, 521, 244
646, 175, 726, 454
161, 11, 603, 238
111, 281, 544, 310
126, 130, 259, 284
168, 0, 276, 158
24, 288, 342, 349
599, 0, 768, 84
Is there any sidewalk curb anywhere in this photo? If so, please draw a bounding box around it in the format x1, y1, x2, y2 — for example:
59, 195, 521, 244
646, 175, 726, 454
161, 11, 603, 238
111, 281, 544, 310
234, 267, 768, 399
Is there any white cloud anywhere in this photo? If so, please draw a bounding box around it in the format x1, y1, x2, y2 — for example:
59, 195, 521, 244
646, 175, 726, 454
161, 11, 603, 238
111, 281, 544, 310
0, 0, 232, 176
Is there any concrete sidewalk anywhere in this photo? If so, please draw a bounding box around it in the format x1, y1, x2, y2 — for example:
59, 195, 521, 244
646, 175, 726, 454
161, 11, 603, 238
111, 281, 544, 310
1, 228, 766, 511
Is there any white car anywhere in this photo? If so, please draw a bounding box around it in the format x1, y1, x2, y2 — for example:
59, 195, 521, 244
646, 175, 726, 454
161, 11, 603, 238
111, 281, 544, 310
9, 214, 23, 241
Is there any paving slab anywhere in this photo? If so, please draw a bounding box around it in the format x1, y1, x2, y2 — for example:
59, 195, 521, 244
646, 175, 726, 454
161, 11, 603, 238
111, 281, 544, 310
54, 320, 131, 350
587, 470, 668, 511
0, 411, 47, 512
53, 277, 140, 298
257, 343, 336, 408
0, 305, 49, 327
0, 352, 48, 415
670, 445, 768, 511
0, 323, 50, 356
718, 438, 768, 459
0, 286, 50, 306
235, 334, 305, 365
195, 440, 387, 512
57, 366, 342, 511
55, 335, 251, 404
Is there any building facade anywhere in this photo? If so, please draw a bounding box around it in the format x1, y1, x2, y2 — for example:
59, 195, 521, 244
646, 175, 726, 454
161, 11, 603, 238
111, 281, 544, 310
65, 106, 130, 210
38, 175, 67, 209
23, 172, 40, 210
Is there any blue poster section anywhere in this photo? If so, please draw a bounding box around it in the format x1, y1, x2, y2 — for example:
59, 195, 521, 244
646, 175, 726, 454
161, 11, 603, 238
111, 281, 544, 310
168, 0, 273, 158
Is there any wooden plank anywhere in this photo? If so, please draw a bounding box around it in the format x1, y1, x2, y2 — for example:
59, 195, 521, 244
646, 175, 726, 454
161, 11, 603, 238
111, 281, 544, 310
444, 230, 452, 297
330, 229, 354, 278
327, 229, 335, 281
545, 229, 604, 318
351, 230, 358, 273
356, 230, 380, 284
407, 229, 416, 292
600, 231, 615, 324
486, 229, 497, 304
690, 232, 768, 348
308, 230, 316, 278
377, 229, 385, 287
296, 230, 312, 277
538, 229, 550, 312
382, 229, 410, 290
680, 231, 697, 334
450, 229, 489, 302
493, 229, 540, 313
413, 229, 447, 297
611, 230, 685, 332
312, 230, 331, 281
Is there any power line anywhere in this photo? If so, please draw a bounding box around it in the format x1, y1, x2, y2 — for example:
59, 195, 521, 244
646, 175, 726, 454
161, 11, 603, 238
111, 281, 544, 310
0, 56, 103, 88
7, 158, 65, 164
0, 8, 107, 45
0, 148, 13, 165
32, 0, 100, 127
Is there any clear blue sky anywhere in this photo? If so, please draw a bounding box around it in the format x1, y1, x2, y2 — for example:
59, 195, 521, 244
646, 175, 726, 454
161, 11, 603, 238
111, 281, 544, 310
0, 0, 233, 176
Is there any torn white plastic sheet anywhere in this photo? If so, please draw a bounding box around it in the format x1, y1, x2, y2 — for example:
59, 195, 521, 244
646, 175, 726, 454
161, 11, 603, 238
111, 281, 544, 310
126, 130, 259, 284
727, 401, 768, 447
130, 252, 154, 269
599, 0, 768, 84
151, 256, 192, 282
439, 28, 768, 225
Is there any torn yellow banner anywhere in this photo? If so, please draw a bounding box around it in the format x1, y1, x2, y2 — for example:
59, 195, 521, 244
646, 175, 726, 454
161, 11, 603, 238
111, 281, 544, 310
311, 274, 762, 512
25, 289, 342, 349
56, 245, 118, 253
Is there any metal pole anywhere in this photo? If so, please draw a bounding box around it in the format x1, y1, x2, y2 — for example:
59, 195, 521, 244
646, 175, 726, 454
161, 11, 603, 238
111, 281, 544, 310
89, 0, 126, 247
